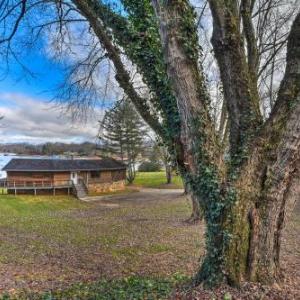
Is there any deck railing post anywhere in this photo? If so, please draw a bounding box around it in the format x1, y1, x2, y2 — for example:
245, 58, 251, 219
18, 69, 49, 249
5, 178, 83, 196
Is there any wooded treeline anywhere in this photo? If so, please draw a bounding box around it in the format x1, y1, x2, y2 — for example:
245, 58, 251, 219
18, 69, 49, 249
0, 142, 97, 155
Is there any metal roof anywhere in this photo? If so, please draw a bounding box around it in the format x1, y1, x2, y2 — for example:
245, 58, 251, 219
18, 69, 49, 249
2, 158, 126, 172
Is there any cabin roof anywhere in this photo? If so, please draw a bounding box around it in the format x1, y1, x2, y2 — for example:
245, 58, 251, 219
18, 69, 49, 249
2, 158, 126, 172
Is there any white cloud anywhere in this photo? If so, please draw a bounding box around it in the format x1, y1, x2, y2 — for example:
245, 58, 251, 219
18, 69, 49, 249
0, 93, 103, 144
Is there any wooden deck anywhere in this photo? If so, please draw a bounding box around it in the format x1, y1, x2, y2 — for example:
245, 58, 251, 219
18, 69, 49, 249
0, 180, 73, 195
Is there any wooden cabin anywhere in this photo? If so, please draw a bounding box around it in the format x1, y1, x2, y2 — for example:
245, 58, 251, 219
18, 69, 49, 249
1, 158, 126, 198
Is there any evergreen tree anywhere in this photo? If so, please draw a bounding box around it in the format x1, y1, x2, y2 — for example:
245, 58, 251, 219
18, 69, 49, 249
98, 99, 147, 183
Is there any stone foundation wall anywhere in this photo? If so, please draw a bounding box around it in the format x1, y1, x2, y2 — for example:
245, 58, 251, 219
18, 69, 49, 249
88, 180, 125, 193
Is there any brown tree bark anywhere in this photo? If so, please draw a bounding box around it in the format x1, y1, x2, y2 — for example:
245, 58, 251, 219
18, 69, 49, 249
165, 165, 172, 184
151, 0, 220, 175
222, 12, 300, 284
74, 0, 300, 287
189, 193, 202, 223
209, 0, 262, 159
152, 0, 300, 286
183, 180, 203, 223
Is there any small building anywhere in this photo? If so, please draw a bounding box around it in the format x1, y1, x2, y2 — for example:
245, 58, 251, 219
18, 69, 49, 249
1, 158, 126, 198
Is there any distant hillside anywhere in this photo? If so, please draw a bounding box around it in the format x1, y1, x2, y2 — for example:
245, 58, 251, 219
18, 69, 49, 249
0, 142, 97, 156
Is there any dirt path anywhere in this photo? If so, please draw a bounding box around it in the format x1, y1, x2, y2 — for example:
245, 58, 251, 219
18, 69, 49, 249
80, 188, 184, 203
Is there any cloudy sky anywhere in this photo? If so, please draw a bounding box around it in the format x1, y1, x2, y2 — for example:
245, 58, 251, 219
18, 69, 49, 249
0, 1, 129, 145
0, 92, 102, 144
0, 32, 108, 145
0, 88, 104, 144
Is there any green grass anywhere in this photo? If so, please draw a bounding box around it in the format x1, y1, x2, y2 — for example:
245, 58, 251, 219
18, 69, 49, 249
0, 195, 89, 264
1, 275, 187, 300
0, 195, 84, 217
0, 193, 200, 298
1, 195, 298, 299
133, 172, 183, 189
0, 188, 7, 194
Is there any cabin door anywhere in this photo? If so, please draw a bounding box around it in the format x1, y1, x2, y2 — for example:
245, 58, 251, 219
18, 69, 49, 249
70, 172, 78, 184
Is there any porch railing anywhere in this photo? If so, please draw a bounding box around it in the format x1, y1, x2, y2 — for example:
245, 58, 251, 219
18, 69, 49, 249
0, 180, 73, 189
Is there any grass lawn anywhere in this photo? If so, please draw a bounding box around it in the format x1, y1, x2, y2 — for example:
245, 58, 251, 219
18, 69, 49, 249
0, 193, 200, 299
0, 188, 7, 194
0, 193, 298, 299
133, 172, 183, 189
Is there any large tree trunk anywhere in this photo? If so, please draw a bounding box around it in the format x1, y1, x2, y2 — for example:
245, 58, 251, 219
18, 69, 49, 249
152, 0, 300, 286
209, 0, 262, 158
223, 159, 300, 285
211, 13, 300, 285
75, 0, 300, 288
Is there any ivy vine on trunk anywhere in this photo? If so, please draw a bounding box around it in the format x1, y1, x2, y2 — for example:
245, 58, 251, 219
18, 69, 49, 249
72, 0, 300, 286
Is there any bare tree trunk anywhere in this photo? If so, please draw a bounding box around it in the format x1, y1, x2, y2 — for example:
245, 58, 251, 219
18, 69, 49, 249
183, 180, 202, 223
127, 163, 136, 184
189, 193, 202, 223
165, 165, 172, 184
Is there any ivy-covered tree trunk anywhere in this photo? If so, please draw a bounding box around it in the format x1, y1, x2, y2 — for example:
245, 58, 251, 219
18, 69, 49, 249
71, 0, 299, 287
224, 17, 300, 282
152, 0, 300, 286
223, 114, 300, 285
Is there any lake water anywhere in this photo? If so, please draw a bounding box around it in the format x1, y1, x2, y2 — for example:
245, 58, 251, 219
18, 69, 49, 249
0, 154, 14, 178
0, 154, 67, 179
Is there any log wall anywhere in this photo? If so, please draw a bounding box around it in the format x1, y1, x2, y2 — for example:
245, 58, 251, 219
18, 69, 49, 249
7, 171, 54, 182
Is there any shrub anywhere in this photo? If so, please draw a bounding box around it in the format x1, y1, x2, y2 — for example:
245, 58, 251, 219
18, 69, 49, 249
138, 161, 162, 172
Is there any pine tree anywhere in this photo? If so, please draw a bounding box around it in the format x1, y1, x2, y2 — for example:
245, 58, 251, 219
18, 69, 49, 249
98, 99, 147, 183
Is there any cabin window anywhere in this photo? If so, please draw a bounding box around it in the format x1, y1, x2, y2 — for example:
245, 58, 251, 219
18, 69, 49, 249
91, 171, 101, 178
